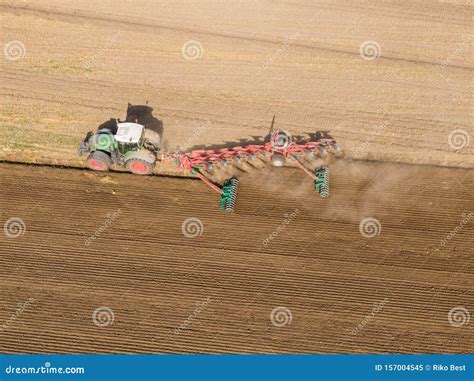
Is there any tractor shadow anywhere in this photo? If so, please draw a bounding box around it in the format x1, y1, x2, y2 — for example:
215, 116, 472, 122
187, 131, 335, 152
125, 103, 163, 139
96, 104, 164, 141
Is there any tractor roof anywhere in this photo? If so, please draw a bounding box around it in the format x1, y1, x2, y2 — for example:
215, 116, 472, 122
115, 122, 144, 143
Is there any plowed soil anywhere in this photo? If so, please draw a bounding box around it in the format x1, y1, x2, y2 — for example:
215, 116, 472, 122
1, 161, 472, 353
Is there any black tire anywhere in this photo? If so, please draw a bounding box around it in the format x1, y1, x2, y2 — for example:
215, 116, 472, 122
86, 151, 112, 171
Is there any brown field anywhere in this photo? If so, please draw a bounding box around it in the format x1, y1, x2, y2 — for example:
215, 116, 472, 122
0, 161, 472, 353
0, 0, 473, 355
0, 0, 472, 169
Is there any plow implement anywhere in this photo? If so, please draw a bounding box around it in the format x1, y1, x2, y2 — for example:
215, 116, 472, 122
165, 128, 341, 210
78, 105, 343, 212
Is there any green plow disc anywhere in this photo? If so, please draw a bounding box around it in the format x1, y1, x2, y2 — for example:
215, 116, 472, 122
315, 166, 329, 198
221, 178, 239, 212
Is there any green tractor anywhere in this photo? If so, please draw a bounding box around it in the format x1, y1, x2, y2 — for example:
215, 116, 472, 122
78, 105, 161, 175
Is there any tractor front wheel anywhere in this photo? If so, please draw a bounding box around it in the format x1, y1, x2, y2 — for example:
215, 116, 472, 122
87, 151, 111, 172
126, 159, 154, 175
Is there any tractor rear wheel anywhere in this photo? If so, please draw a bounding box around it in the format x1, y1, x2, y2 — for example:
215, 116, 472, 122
126, 158, 154, 175
87, 151, 111, 171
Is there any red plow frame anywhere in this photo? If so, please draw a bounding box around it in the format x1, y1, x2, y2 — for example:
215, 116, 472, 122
164, 130, 340, 171
159, 129, 343, 212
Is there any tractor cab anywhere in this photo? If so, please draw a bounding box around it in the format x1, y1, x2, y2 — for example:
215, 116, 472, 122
114, 122, 145, 153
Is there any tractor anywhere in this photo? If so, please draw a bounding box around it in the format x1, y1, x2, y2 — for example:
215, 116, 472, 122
78, 105, 343, 212
78, 104, 161, 175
